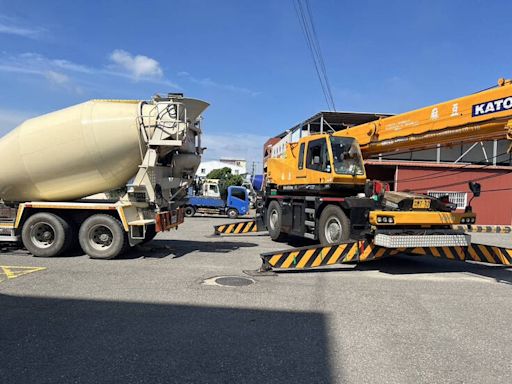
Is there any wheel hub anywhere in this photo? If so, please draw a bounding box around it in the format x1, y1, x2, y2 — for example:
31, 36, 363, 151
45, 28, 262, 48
89, 225, 113, 250
30, 222, 56, 248
325, 217, 342, 244
269, 210, 278, 230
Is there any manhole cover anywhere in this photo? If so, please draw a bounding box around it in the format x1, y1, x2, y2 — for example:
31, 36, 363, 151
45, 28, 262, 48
203, 276, 255, 287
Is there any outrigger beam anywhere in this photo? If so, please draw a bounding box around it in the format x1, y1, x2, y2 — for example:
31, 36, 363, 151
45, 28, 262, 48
257, 241, 512, 272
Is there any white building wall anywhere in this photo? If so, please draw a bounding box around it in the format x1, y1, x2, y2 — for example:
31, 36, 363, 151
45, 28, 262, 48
196, 160, 246, 178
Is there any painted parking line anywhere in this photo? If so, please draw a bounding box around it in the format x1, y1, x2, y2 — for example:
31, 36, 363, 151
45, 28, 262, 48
0, 265, 47, 282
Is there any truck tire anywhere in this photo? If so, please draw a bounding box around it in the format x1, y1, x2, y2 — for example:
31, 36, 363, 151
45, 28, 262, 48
266, 200, 286, 241
21, 212, 73, 257
79, 214, 128, 259
184, 206, 196, 217
226, 208, 239, 219
318, 205, 350, 245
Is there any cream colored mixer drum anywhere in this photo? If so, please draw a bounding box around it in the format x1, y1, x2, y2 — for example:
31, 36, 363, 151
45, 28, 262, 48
0, 98, 206, 202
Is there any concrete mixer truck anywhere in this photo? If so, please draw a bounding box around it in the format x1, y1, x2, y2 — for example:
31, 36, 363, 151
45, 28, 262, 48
0, 93, 209, 259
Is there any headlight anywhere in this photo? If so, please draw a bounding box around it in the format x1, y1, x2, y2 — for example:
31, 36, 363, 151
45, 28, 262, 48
388, 217, 394, 224
377, 217, 382, 223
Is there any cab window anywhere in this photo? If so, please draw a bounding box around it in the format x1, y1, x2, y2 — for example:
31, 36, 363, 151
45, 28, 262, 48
230, 188, 246, 201
306, 138, 330, 173
298, 143, 305, 170
209, 185, 218, 194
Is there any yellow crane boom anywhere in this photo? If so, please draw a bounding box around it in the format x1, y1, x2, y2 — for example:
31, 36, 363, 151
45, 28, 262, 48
336, 78, 512, 157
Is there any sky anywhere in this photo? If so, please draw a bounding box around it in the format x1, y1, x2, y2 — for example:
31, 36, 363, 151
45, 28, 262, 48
0, 0, 511, 170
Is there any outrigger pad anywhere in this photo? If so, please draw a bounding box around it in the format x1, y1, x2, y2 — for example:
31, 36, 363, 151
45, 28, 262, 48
213, 217, 264, 235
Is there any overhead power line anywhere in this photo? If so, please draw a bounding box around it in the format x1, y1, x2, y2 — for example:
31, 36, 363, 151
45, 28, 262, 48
293, 0, 336, 111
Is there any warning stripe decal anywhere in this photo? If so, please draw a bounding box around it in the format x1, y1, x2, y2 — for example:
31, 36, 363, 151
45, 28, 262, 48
260, 242, 512, 271
406, 244, 512, 265
261, 241, 392, 270
214, 220, 259, 235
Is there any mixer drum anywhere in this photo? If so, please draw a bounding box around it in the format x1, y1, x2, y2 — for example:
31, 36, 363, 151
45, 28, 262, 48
1, 100, 149, 202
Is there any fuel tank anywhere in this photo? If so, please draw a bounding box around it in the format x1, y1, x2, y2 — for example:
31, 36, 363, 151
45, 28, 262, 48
0, 97, 207, 202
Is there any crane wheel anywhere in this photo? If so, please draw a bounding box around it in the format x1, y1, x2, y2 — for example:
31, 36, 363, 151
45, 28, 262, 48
318, 205, 350, 245
266, 200, 287, 241
79, 214, 128, 259
21, 212, 74, 257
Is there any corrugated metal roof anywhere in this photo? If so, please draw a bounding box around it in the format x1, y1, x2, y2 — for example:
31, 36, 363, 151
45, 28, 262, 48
275, 111, 393, 139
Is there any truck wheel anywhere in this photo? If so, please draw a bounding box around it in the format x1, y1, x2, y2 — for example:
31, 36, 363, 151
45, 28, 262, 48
318, 205, 350, 245
79, 214, 128, 259
267, 200, 286, 241
184, 206, 196, 217
21, 212, 73, 257
226, 208, 239, 219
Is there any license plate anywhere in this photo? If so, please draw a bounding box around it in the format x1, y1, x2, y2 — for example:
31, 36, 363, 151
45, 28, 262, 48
413, 199, 431, 209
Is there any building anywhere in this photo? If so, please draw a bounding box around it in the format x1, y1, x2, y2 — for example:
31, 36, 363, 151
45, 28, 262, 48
196, 159, 247, 178
219, 158, 247, 172
264, 111, 512, 224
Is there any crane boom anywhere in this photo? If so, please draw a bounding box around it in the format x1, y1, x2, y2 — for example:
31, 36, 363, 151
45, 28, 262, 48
336, 78, 512, 156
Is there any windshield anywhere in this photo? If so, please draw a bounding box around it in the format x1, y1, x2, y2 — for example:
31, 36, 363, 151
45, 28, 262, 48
330, 137, 364, 175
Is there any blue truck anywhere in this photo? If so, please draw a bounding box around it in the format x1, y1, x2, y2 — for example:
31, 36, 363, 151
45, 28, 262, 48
184, 186, 250, 219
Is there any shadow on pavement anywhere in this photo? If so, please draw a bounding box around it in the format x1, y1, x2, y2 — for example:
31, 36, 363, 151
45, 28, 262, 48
123, 239, 259, 259
272, 254, 512, 284
0, 294, 334, 384
355, 255, 512, 284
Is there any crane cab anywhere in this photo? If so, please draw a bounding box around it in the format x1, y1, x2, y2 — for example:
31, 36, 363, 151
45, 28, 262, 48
266, 134, 367, 190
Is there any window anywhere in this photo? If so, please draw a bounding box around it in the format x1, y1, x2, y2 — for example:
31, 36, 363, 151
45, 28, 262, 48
230, 188, 246, 201
201, 168, 206, 174
209, 185, 218, 194
428, 191, 467, 209
330, 137, 364, 176
298, 143, 305, 170
306, 138, 330, 173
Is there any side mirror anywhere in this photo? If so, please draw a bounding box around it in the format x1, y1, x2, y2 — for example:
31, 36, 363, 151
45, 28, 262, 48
469, 182, 481, 197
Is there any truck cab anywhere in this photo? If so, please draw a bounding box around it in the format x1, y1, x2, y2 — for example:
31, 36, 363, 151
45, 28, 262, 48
201, 179, 221, 198
184, 186, 249, 218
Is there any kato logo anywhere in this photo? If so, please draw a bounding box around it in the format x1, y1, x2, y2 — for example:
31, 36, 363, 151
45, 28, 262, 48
472, 96, 512, 117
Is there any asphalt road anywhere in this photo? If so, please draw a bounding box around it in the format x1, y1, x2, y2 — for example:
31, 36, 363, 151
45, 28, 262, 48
1, 215, 512, 384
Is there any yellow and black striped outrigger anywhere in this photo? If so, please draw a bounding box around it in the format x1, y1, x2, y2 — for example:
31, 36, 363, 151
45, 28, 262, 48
214, 218, 265, 235
258, 240, 512, 272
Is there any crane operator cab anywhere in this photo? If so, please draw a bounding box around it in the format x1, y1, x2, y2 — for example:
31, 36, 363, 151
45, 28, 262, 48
266, 133, 367, 190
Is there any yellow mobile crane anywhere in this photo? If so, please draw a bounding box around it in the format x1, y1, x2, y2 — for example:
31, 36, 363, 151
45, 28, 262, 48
215, 78, 512, 272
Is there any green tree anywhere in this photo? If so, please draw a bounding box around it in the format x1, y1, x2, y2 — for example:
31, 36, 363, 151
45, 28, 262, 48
206, 167, 232, 180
